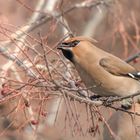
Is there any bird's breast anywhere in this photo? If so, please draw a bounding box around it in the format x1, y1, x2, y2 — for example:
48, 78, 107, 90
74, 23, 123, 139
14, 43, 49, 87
75, 63, 140, 97
75, 63, 115, 96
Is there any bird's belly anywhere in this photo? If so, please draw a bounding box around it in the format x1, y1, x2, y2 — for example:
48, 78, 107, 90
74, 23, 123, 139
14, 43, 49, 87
77, 69, 114, 96
81, 76, 140, 97
82, 79, 115, 96
77, 68, 140, 97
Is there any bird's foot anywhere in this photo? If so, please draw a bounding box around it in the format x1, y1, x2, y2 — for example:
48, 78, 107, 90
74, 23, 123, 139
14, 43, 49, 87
102, 97, 115, 106
121, 99, 133, 110
89, 95, 102, 100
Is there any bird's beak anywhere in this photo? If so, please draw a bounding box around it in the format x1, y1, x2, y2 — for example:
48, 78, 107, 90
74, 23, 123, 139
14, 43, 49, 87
57, 42, 71, 50
57, 46, 63, 50
57, 45, 64, 50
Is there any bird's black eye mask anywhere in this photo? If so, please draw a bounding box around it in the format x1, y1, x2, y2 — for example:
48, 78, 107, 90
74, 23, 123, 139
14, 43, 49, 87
60, 40, 80, 48
57, 40, 80, 62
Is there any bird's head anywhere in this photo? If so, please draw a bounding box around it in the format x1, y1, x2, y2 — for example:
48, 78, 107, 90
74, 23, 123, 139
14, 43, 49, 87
57, 38, 80, 62
57, 36, 97, 63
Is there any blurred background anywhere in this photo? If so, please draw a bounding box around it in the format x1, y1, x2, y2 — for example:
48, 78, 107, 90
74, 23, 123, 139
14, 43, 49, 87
0, 0, 140, 140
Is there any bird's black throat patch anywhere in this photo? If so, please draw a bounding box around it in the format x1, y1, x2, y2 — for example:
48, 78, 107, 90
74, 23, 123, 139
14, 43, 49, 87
61, 49, 74, 62
58, 40, 80, 62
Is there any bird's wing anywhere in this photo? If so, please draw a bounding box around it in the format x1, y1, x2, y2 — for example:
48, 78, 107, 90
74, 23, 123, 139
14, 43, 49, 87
99, 57, 140, 80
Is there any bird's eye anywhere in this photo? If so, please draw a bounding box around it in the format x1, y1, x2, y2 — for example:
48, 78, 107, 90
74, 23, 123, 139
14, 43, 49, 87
62, 42, 69, 45
60, 40, 80, 48
71, 40, 80, 47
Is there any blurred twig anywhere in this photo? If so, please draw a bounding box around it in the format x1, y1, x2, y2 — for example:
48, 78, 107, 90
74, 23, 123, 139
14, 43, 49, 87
125, 51, 140, 63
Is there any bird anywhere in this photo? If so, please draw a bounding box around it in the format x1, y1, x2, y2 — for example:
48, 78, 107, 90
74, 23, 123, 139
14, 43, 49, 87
57, 36, 140, 106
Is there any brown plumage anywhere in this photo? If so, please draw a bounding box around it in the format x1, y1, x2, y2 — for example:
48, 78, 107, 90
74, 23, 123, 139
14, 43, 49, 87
58, 36, 140, 97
